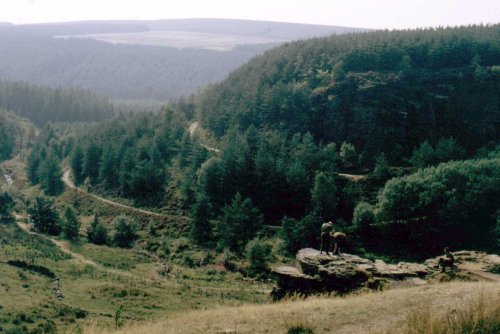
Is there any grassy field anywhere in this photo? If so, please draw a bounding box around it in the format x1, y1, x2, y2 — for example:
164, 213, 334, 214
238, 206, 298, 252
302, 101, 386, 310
81, 282, 500, 334
0, 223, 272, 333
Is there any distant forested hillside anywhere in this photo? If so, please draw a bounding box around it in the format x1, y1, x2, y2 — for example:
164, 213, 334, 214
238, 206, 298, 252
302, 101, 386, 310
0, 81, 114, 126
0, 19, 361, 101
199, 25, 500, 166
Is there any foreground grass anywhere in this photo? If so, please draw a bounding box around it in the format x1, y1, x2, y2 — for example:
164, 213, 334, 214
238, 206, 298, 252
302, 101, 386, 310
83, 282, 499, 334
384, 288, 500, 334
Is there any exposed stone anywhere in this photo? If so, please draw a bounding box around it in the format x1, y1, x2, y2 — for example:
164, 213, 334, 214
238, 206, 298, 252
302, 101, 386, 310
271, 248, 500, 299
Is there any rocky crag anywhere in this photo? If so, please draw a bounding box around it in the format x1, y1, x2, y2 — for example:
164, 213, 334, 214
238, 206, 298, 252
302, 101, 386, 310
271, 249, 500, 299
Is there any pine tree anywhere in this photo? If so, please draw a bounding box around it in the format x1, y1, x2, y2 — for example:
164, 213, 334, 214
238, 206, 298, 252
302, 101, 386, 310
218, 193, 263, 252
190, 192, 213, 245
373, 152, 391, 182
62, 207, 81, 240
38, 151, 63, 196
310, 171, 337, 219
71, 144, 85, 185
28, 195, 60, 235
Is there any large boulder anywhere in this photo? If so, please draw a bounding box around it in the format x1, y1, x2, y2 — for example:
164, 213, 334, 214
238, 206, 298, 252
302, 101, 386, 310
271, 249, 500, 298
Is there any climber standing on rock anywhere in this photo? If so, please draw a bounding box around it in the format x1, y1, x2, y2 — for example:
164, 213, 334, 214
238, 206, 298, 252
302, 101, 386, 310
320, 221, 334, 255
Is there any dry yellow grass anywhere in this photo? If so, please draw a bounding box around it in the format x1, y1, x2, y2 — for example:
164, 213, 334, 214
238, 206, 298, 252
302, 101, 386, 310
383, 288, 500, 334
82, 282, 499, 334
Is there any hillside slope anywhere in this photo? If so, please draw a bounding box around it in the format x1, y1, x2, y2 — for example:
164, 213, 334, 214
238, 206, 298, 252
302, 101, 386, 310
85, 281, 499, 334
198, 24, 500, 165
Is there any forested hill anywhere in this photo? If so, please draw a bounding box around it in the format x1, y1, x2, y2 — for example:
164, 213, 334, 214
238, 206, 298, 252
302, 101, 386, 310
198, 25, 500, 166
0, 81, 114, 126
0, 19, 363, 101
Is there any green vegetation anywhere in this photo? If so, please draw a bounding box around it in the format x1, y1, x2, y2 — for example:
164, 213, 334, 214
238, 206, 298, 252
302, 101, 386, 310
62, 207, 81, 241
52, 25, 499, 265
87, 215, 108, 245
0, 80, 114, 126
1, 23, 499, 333
367, 156, 500, 258
198, 25, 499, 166
0, 192, 14, 223
0, 222, 270, 333
0, 109, 36, 163
27, 195, 61, 236
112, 216, 138, 248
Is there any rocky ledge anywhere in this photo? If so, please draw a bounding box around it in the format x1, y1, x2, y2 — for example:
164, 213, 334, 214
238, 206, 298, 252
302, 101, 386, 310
271, 249, 500, 299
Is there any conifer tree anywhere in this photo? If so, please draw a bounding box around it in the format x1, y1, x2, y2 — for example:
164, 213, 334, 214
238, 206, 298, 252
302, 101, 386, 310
28, 195, 60, 235
62, 207, 81, 240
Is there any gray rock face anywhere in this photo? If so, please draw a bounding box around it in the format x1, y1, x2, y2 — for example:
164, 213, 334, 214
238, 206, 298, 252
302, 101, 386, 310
271, 249, 500, 298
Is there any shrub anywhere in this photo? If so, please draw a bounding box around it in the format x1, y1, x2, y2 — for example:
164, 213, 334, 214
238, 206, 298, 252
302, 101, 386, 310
112, 216, 138, 248
87, 215, 108, 245
245, 238, 272, 277
281, 215, 322, 254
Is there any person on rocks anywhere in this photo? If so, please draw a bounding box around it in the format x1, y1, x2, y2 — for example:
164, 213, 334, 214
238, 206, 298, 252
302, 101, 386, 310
332, 231, 346, 255
320, 221, 334, 255
438, 247, 455, 272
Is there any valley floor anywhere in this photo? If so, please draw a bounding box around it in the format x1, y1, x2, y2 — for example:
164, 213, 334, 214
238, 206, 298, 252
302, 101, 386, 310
84, 281, 500, 334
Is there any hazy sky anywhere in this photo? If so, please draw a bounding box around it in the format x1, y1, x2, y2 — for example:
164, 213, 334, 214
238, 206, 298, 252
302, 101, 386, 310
0, 0, 498, 29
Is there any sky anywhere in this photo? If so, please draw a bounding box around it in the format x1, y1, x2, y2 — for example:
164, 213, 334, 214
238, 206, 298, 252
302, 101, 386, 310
0, 0, 498, 29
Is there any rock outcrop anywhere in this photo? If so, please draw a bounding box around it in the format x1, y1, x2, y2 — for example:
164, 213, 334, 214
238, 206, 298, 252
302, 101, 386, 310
271, 249, 500, 299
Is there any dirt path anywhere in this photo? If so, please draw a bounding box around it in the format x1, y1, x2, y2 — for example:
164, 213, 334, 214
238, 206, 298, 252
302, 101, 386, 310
14, 215, 138, 278
338, 173, 366, 181
15, 216, 97, 267
62, 170, 165, 218
188, 121, 220, 153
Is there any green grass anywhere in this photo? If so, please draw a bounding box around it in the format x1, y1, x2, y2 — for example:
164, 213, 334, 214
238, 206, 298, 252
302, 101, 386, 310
69, 243, 152, 270
0, 223, 271, 333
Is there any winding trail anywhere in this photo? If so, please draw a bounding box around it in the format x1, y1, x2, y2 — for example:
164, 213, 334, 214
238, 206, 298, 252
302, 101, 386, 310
62, 170, 165, 218
16, 215, 97, 267
337, 173, 366, 181
188, 121, 220, 153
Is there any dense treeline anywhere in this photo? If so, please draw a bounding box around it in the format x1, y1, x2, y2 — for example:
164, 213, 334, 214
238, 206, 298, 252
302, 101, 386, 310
0, 29, 274, 101
0, 81, 114, 126
198, 25, 500, 167
70, 106, 191, 206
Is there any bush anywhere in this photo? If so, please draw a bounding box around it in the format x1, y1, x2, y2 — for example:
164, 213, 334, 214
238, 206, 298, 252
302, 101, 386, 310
281, 215, 322, 255
376, 158, 500, 255
352, 202, 376, 248
157, 239, 170, 258
87, 215, 108, 245
112, 216, 138, 248
245, 238, 272, 277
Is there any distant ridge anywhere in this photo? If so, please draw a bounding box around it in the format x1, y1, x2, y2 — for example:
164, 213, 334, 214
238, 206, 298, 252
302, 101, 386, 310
0, 19, 368, 101
5, 18, 368, 38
